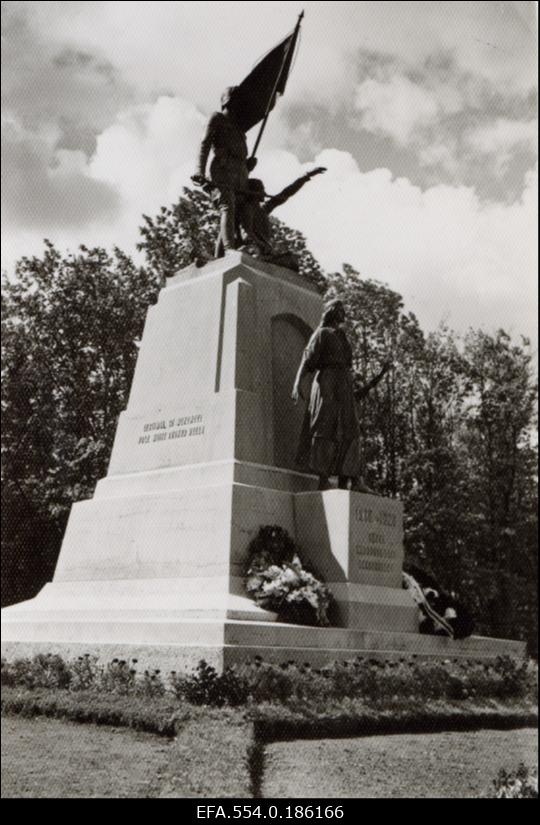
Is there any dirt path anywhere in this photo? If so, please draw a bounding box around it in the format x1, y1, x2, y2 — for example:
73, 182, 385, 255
263, 728, 538, 798
1, 716, 172, 798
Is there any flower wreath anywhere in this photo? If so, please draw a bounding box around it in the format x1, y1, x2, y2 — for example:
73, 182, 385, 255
245, 525, 332, 626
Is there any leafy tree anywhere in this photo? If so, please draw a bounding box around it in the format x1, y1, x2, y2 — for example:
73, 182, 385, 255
1, 242, 159, 605
267, 216, 326, 291
138, 188, 219, 280
460, 330, 538, 642
400, 329, 473, 594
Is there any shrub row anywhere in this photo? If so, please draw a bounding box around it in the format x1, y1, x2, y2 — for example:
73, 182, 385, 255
251, 697, 539, 741
1, 653, 537, 709
1, 687, 182, 736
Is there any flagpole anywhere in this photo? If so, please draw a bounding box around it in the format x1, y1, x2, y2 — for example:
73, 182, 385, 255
250, 10, 304, 159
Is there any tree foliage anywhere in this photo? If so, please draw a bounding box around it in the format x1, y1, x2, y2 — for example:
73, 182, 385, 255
1, 198, 537, 649
138, 188, 219, 279
459, 330, 538, 642
1, 242, 159, 604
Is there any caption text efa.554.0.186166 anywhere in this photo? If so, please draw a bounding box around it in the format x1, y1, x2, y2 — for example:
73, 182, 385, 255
196, 807, 345, 820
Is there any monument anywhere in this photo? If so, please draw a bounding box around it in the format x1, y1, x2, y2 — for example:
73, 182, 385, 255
1, 252, 526, 669
1, 13, 526, 669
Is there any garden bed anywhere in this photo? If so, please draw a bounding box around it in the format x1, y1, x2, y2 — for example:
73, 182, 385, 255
2, 685, 536, 741
2, 652, 537, 800
2, 652, 537, 742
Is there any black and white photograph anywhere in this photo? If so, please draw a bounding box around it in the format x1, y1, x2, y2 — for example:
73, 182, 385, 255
1, 0, 538, 802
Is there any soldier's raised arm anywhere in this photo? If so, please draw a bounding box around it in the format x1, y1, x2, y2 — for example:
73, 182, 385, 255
265, 167, 327, 214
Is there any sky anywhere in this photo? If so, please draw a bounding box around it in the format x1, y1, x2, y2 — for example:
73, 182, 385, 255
2, 1, 538, 345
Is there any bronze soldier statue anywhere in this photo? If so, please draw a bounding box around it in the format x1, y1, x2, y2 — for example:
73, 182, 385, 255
192, 86, 257, 256
292, 299, 392, 491
217, 167, 326, 267
239, 167, 326, 260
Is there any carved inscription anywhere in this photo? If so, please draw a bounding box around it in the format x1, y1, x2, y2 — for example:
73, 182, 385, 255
356, 559, 400, 572
354, 506, 397, 527
138, 414, 205, 445
353, 505, 401, 575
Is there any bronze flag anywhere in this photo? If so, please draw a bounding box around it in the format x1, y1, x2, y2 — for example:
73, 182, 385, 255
231, 12, 304, 141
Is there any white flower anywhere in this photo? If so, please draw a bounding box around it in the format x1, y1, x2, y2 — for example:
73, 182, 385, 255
282, 567, 300, 585
303, 591, 319, 609
262, 580, 282, 596
245, 548, 333, 625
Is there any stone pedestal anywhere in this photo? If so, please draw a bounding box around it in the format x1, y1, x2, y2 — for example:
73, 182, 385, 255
295, 491, 417, 632
1, 253, 526, 668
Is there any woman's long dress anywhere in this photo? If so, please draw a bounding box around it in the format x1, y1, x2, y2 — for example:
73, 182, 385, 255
295, 324, 361, 477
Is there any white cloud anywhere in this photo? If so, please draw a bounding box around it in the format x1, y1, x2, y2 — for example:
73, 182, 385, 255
354, 75, 452, 145
467, 117, 538, 173
352, 61, 537, 180
1, 114, 119, 230
258, 149, 538, 343
2, 4, 132, 138
1, 96, 204, 268
418, 140, 460, 174
3, 1, 536, 199
89, 97, 204, 204
10, 1, 537, 113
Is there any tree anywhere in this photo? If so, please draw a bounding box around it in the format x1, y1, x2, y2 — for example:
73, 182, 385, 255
460, 330, 538, 642
266, 216, 326, 291
138, 188, 220, 281
1, 242, 160, 605
399, 328, 473, 593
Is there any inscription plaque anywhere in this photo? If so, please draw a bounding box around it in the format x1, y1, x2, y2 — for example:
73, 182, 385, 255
138, 414, 206, 446
349, 498, 403, 586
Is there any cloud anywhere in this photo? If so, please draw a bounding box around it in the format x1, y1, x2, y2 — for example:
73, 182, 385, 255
1, 115, 119, 230
466, 117, 538, 173
256, 148, 538, 343
79, 96, 205, 255
1, 2, 133, 147
351, 51, 537, 187
2, 2, 536, 197
354, 74, 458, 145
1, 96, 204, 267
417, 140, 460, 175
7, 1, 537, 113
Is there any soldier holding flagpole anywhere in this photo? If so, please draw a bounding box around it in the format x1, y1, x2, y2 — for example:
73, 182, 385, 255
192, 86, 257, 255
192, 12, 305, 257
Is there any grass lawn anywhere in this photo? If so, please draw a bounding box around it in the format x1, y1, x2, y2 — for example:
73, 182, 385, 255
1, 712, 253, 799
263, 727, 539, 799
2, 712, 537, 798
1, 716, 171, 798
